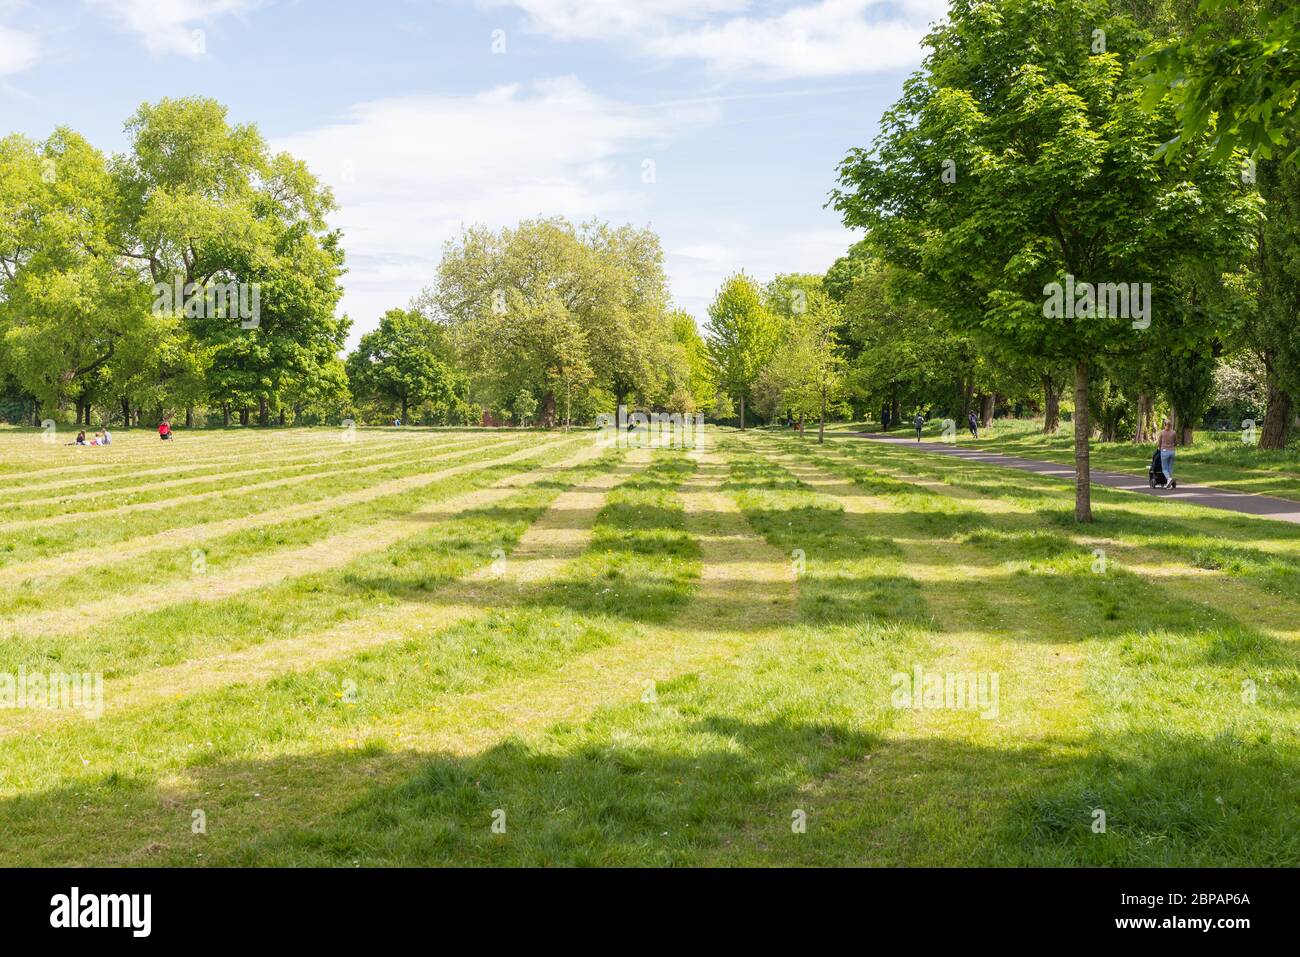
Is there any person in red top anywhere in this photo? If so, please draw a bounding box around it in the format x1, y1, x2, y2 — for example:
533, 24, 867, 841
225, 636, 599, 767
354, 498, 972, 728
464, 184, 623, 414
158, 419, 172, 441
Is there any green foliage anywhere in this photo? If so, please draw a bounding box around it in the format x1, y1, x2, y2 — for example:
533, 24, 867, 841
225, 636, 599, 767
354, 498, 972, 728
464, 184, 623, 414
1141, 0, 1300, 163
511, 389, 538, 427
705, 273, 778, 422
830, 0, 1260, 514
425, 217, 681, 423
754, 287, 847, 430
346, 309, 454, 420
0, 97, 348, 425
666, 310, 716, 413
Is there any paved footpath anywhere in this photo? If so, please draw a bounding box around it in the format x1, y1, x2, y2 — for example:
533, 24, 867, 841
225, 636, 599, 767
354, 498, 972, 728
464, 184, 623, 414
839, 432, 1300, 526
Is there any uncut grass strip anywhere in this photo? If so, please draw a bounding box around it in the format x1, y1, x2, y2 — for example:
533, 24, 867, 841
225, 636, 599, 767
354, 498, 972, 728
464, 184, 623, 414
0, 434, 531, 534
0, 437, 578, 642
0, 438, 586, 617
0, 432, 481, 503
0, 428, 407, 481
0, 439, 538, 588
0, 441, 625, 739
0, 433, 511, 521
0, 439, 530, 572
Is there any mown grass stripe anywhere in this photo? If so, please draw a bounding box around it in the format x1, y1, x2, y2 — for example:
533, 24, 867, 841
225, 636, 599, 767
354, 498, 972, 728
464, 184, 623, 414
0, 432, 483, 504
0, 436, 580, 641
0, 434, 531, 534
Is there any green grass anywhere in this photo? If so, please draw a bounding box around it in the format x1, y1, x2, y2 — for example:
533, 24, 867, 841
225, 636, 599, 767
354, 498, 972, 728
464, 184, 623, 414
0, 425, 1295, 866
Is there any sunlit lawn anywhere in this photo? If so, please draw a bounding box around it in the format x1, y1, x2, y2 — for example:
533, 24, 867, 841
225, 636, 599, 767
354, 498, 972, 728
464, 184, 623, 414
0, 425, 1295, 865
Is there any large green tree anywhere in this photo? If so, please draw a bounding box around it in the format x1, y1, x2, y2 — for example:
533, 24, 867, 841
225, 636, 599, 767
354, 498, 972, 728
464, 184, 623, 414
755, 286, 846, 442
0, 130, 145, 416
114, 97, 349, 426
832, 0, 1259, 520
346, 308, 454, 421
426, 217, 677, 422
705, 273, 778, 430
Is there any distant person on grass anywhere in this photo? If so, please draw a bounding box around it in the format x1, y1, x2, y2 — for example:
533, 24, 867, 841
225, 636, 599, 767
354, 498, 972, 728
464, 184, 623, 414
968, 410, 979, 438
68, 430, 87, 446
914, 413, 924, 441
158, 419, 172, 441
1157, 418, 1178, 490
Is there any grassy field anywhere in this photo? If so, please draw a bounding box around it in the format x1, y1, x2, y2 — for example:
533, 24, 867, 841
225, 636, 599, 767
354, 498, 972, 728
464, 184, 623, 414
0, 424, 1296, 866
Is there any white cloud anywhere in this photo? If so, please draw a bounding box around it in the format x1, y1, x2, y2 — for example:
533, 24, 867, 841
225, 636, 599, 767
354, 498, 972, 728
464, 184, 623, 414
0, 24, 38, 75
647, 0, 945, 79
273, 77, 717, 342
668, 226, 858, 323
490, 0, 748, 40
491, 0, 947, 78
84, 0, 257, 57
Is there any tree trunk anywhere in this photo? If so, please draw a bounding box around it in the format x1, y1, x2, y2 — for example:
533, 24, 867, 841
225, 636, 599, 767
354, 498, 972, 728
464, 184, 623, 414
1260, 381, 1294, 449
222, 403, 231, 427
1073, 359, 1093, 523
539, 393, 557, 428
1042, 375, 1061, 435
1170, 404, 1194, 447
121, 396, 131, 427
258, 395, 269, 427
278, 408, 286, 427
890, 392, 900, 433
400, 395, 408, 422
1133, 392, 1153, 443
240, 407, 249, 427
186, 406, 194, 429
739, 394, 745, 431
979, 393, 995, 428
818, 384, 826, 444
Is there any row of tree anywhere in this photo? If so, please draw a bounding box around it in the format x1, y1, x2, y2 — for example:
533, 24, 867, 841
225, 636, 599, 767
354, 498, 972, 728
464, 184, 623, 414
0, 97, 349, 429
806, 0, 1300, 523
344, 217, 721, 428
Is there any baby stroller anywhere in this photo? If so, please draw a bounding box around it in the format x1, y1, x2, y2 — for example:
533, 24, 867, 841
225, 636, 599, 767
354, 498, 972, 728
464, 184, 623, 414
1148, 449, 1175, 489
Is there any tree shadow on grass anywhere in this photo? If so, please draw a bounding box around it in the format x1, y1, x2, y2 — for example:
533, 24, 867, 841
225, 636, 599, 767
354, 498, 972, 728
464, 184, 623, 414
3, 714, 1296, 867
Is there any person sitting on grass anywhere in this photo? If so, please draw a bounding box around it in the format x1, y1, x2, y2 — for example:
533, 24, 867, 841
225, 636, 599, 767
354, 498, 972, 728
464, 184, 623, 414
68, 430, 87, 446
158, 418, 172, 441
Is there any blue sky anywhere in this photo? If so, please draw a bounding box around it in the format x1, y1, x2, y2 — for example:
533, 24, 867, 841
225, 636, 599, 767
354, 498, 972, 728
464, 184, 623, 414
0, 0, 947, 345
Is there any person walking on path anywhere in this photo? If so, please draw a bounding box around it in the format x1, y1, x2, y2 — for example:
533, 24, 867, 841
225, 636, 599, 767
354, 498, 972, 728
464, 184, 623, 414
1157, 418, 1178, 490
967, 410, 979, 439
913, 412, 925, 441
